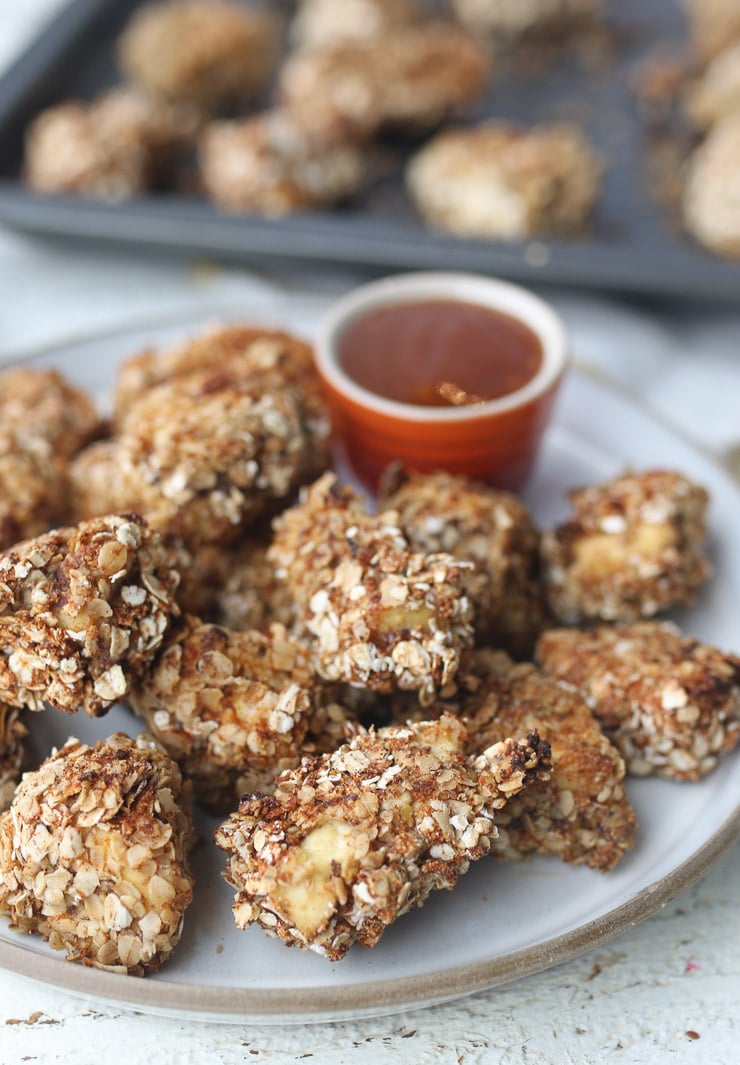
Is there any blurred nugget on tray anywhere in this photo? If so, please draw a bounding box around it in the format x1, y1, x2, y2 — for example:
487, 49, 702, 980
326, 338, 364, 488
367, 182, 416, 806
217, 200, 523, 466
289, 0, 421, 50
408, 122, 601, 241
541, 469, 710, 624
215, 715, 549, 960
537, 621, 740, 781
451, 0, 602, 42
683, 115, 740, 259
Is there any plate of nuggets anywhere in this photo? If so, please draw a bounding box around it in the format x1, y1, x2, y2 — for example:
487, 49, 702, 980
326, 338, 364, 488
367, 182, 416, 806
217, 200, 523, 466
0, 307, 739, 1024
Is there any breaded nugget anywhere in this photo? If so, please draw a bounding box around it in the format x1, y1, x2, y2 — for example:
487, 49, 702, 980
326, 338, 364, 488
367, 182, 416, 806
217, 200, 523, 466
683, 0, 740, 61
380, 469, 549, 657
0, 732, 194, 974
200, 109, 368, 216
24, 88, 196, 201
0, 433, 68, 552
0, 703, 26, 812
537, 621, 740, 780
279, 23, 490, 140
119, 0, 280, 114
290, 0, 420, 50
451, 0, 600, 41
683, 115, 740, 258
0, 367, 102, 458
215, 714, 548, 960
407, 122, 601, 240
686, 42, 740, 129
541, 470, 710, 624
0, 514, 179, 716
464, 652, 636, 871
268, 474, 474, 703
128, 616, 351, 811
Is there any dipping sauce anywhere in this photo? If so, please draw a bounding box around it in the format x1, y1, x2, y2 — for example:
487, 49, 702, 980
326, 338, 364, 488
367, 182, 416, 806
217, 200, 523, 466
338, 298, 543, 408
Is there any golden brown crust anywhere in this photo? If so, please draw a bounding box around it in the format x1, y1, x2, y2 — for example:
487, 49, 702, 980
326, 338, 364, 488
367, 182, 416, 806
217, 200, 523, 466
537, 621, 740, 779
0, 732, 194, 974
380, 469, 549, 657
268, 474, 474, 703
464, 652, 636, 871
0, 514, 179, 716
541, 469, 711, 623
215, 714, 549, 960
0, 367, 102, 459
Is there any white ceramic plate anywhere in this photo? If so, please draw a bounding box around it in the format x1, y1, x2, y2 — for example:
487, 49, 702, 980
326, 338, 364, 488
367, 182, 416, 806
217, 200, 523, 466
1, 310, 739, 1025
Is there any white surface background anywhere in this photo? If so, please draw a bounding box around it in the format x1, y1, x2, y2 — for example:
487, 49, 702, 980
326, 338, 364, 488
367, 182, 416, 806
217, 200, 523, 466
1, 3, 740, 1062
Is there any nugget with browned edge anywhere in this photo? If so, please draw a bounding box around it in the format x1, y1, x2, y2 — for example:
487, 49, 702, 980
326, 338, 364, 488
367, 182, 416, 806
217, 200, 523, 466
537, 621, 740, 780
0, 367, 102, 459
0, 733, 194, 974
215, 714, 549, 960
0, 514, 179, 716
0, 703, 26, 812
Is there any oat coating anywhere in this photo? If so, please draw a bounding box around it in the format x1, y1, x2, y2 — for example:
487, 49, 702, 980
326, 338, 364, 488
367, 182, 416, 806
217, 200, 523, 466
0, 703, 26, 812
128, 616, 352, 812
380, 469, 549, 658
268, 474, 474, 703
451, 0, 600, 41
0, 433, 69, 553
0, 732, 194, 974
200, 109, 368, 216
290, 0, 420, 50
279, 23, 491, 141
0, 367, 102, 459
24, 89, 196, 201
683, 115, 740, 258
463, 652, 636, 871
407, 121, 601, 240
0, 514, 179, 717
118, 0, 281, 114
537, 621, 740, 780
541, 469, 710, 624
215, 714, 549, 960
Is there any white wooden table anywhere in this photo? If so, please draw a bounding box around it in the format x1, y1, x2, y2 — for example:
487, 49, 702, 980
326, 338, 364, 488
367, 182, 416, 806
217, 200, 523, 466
1, 5, 739, 1062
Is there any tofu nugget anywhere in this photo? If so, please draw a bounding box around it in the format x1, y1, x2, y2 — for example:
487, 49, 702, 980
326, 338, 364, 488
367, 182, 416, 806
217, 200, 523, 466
0, 367, 102, 459
119, 0, 280, 114
464, 652, 636, 871
0, 703, 26, 812
407, 122, 601, 240
200, 110, 368, 216
537, 621, 740, 780
268, 474, 474, 703
215, 714, 549, 960
0, 733, 194, 974
541, 470, 710, 623
381, 469, 549, 657
279, 23, 490, 140
128, 616, 352, 811
0, 433, 68, 552
0, 514, 179, 716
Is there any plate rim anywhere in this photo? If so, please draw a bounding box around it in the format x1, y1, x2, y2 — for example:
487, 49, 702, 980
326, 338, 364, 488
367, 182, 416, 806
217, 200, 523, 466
0, 307, 739, 1024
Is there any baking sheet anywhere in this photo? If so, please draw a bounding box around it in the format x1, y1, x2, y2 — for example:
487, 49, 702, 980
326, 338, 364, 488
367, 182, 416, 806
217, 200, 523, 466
1, 0, 739, 300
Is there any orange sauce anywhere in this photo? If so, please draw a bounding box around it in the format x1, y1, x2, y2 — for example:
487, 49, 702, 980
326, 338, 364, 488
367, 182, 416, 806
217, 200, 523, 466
338, 299, 543, 408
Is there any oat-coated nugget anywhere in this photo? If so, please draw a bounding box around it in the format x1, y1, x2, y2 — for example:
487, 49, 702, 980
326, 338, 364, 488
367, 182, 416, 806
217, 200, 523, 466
0, 433, 69, 552
464, 652, 636, 871
407, 121, 601, 241
25, 89, 196, 201
380, 469, 549, 658
0, 703, 26, 812
215, 714, 549, 960
268, 474, 474, 703
0, 732, 194, 974
119, 0, 280, 114
0, 514, 179, 716
200, 109, 368, 216
537, 621, 740, 780
128, 616, 352, 811
290, 0, 420, 50
541, 469, 710, 624
0, 367, 102, 459
279, 23, 491, 140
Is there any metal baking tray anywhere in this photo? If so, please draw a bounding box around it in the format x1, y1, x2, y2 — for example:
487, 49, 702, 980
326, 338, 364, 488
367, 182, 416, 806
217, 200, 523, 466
1, 0, 739, 300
